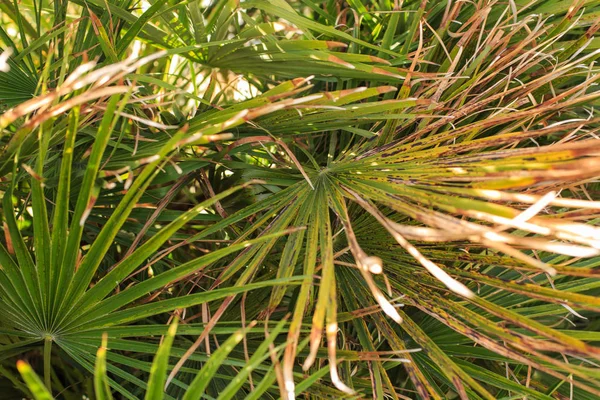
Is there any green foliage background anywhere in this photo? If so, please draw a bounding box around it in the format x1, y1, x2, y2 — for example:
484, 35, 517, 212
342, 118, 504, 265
1, 0, 600, 399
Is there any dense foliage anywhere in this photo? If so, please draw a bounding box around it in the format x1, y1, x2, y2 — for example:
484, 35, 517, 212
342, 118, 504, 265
1, 0, 600, 399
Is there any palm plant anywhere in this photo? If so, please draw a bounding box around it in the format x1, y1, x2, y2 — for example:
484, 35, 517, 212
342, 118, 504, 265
1, 0, 600, 399
17, 319, 316, 400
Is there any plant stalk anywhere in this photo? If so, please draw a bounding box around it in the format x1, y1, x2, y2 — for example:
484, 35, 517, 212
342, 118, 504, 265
43, 336, 52, 393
